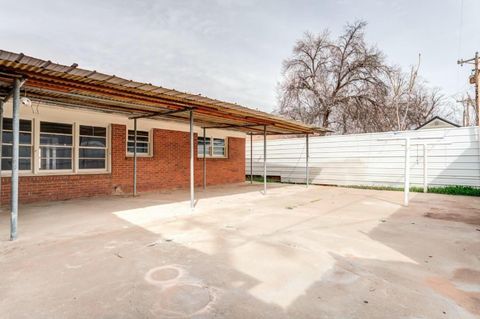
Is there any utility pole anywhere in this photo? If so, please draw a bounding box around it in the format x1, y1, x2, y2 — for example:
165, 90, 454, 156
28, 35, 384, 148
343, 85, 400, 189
457, 97, 474, 126
457, 52, 479, 126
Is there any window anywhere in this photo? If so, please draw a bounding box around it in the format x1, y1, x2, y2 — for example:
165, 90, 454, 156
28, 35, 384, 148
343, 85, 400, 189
213, 138, 226, 157
79, 125, 107, 169
1, 118, 32, 171
197, 137, 227, 158
40, 121, 73, 170
127, 130, 150, 155
197, 137, 211, 157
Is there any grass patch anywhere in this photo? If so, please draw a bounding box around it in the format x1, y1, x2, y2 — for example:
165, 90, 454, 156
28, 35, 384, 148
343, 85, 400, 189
245, 175, 480, 197
245, 175, 281, 183
427, 185, 480, 196
345, 184, 480, 197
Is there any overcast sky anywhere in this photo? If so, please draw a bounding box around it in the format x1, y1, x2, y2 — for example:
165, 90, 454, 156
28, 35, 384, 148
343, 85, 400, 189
0, 0, 478, 114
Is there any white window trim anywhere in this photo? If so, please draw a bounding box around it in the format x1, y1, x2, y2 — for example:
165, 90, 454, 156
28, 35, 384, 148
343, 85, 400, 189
2, 119, 111, 176
77, 124, 110, 172
197, 136, 228, 158
126, 128, 153, 157
38, 121, 74, 173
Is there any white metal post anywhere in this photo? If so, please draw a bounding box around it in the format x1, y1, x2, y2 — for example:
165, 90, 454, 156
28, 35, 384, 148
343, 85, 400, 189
250, 133, 253, 184
133, 118, 137, 196
190, 110, 194, 209
203, 127, 206, 190
10, 79, 20, 240
306, 134, 309, 187
263, 125, 267, 195
404, 137, 410, 206
423, 144, 428, 193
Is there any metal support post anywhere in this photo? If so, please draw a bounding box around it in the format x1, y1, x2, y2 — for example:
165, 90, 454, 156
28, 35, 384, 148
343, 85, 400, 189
306, 134, 309, 187
263, 125, 267, 195
404, 138, 410, 206
190, 110, 194, 209
423, 144, 428, 193
133, 118, 137, 196
10, 79, 20, 240
203, 127, 206, 190
250, 133, 253, 184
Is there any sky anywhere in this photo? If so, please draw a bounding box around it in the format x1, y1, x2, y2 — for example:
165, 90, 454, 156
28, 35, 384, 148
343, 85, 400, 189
0, 0, 478, 116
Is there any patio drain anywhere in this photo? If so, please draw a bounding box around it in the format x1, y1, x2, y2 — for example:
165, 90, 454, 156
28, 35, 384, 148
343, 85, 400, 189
145, 265, 184, 287
144, 265, 219, 317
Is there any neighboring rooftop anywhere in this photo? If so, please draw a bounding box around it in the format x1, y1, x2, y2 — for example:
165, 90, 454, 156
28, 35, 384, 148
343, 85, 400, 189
416, 116, 461, 130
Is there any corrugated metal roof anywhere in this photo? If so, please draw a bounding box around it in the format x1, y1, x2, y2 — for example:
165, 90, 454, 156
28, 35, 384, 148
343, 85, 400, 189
0, 50, 328, 134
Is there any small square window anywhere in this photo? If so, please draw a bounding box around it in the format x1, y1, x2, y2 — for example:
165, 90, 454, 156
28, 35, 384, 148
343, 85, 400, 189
197, 137, 227, 158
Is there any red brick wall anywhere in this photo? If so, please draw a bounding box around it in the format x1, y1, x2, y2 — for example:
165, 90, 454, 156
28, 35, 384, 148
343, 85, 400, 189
0, 124, 245, 204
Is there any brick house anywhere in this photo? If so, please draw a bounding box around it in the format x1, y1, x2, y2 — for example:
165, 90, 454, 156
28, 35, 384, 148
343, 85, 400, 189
0, 50, 324, 215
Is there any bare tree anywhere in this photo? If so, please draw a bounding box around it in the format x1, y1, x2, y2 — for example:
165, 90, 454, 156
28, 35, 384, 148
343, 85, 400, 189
278, 21, 449, 134
278, 21, 385, 132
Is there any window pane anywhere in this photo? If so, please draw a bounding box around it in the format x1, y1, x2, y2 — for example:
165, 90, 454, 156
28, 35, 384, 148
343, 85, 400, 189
2, 145, 32, 157
198, 137, 211, 155
2, 118, 11, 131
128, 130, 148, 137
40, 134, 72, 146
213, 138, 225, 146
1, 158, 11, 170
41, 147, 72, 158
79, 148, 105, 158
80, 126, 106, 137
19, 133, 31, 144
40, 159, 72, 170
1, 158, 31, 171
79, 136, 106, 147
127, 130, 150, 154
40, 122, 72, 134
1, 132, 30, 144
213, 147, 225, 156
2, 119, 31, 131
2, 131, 12, 144
79, 159, 105, 169
198, 137, 211, 145
213, 138, 225, 156
20, 146, 31, 157
128, 135, 148, 142
19, 158, 31, 170
127, 146, 149, 153
127, 141, 149, 153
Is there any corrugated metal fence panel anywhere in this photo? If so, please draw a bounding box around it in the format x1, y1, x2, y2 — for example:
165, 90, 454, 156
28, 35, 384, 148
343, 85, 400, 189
246, 126, 480, 188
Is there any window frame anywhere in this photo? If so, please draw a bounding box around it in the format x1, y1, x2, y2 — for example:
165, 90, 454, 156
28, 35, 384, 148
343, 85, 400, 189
78, 125, 108, 171
126, 129, 152, 157
0, 113, 112, 177
38, 121, 74, 172
1, 118, 33, 172
197, 136, 228, 158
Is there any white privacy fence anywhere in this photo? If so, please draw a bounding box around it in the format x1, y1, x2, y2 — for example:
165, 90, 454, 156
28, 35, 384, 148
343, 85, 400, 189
246, 126, 480, 188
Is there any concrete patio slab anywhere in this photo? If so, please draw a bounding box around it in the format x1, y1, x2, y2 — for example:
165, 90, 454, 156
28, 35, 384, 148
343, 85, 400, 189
0, 183, 479, 318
